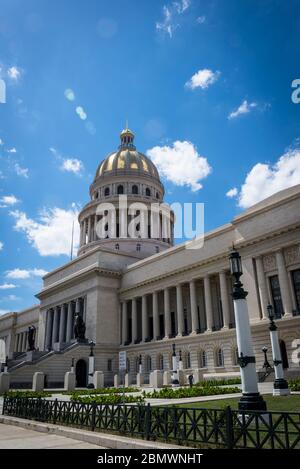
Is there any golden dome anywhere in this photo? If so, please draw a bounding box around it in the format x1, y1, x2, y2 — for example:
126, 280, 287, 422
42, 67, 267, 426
94, 129, 160, 180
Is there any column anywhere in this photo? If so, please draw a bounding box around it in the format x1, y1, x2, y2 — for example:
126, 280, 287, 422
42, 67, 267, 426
52, 306, 59, 346
204, 276, 213, 331
164, 288, 171, 338
142, 295, 148, 342
15, 334, 20, 353
66, 302, 73, 342
176, 284, 184, 336
83, 219, 87, 245
59, 304, 66, 343
131, 298, 138, 344
122, 301, 128, 345
87, 216, 92, 243
152, 291, 159, 340
219, 271, 230, 328
45, 309, 53, 350
276, 250, 293, 316
94, 214, 98, 241
22, 332, 27, 352
255, 257, 269, 319
189, 280, 199, 334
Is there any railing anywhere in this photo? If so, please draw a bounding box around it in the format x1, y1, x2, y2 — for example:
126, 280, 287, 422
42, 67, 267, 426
3, 397, 300, 449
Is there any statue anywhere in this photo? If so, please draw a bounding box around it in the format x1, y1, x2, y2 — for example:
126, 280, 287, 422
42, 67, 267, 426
27, 325, 36, 351
74, 313, 86, 340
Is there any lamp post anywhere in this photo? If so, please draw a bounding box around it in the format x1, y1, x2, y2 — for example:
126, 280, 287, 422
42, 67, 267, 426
87, 340, 95, 388
171, 343, 179, 386
138, 354, 142, 375
229, 248, 266, 411
262, 347, 271, 371
267, 304, 290, 396
179, 350, 183, 370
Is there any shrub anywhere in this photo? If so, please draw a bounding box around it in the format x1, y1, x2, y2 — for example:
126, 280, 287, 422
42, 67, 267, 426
3, 390, 52, 398
288, 379, 300, 391
196, 378, 241, 387
146, 386, 240, 399
71, 394, 145, 405
67, 387, 139, 399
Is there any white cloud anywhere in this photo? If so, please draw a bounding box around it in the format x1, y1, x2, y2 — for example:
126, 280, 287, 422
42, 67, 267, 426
232, 149, 300, 209
0, 283, 17, 290
6, 147, 17, 153
228, 100, 257, 120
10, 205, 80, 256
64, 88, 75, 101
7, 66, 21, 81
0, 241, 3, 251
0, 138, 4, 145
147, 140, 211, 191
185, 69, 220, 90
0, 309, 9, 316
156, 0, 191, 38
0, 194, 20, 207
15, 163, 29, 178
196, 16, 206, 24
75, 106, 87, 120
6, 268, 48, 279
50, 147, 84, 175
226, 187, 238, 198
61, 158, 84, 175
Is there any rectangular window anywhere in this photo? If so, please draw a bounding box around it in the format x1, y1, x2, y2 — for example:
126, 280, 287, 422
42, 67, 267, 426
269, 275, 284, 318
107, 359, 112, 371
292, 269, 300, 311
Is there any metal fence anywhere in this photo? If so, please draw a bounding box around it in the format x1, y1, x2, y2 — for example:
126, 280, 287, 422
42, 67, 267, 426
3, 397, 300, 449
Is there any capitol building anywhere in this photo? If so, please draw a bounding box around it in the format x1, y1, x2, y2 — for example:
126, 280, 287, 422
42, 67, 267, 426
1, 128, 300, 388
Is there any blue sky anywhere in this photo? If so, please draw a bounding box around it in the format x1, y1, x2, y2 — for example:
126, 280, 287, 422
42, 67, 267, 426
0, 0, 300, 313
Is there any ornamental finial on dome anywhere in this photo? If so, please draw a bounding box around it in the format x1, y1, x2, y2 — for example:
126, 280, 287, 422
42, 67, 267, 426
120, 121, 135, 149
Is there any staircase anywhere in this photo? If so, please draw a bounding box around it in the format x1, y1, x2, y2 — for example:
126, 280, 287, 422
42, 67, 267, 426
258, 367, 275, 383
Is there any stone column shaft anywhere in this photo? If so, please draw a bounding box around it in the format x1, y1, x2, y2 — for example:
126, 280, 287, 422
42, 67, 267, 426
176, 284, 184, 336
164, 288, 171, 338
219, 271, 230, 328
142, 295, 148, 342
122, 302, 128, 345
52, 307, 59, 345
66, 303, 73, 342
45, 310, 53, 350
131, 298, 138, 344
59, 304, 66, 343
189, 280, 199, 334
204, 276, 213, 331
87, 216, 92, 243
256, 257, 269, 319
152, 291, 159, 340
276, 250, 293, 316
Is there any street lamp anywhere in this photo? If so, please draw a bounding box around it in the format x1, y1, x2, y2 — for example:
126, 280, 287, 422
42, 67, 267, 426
171, 343, 179, 386
87, 340, 95, 388
261, 347, 271, 371
267, 304, 289, 396
229, 248, 267, 412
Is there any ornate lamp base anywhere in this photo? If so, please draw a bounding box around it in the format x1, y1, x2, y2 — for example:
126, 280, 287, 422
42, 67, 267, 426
273, 378, 290, 396
238, 393, 267, 411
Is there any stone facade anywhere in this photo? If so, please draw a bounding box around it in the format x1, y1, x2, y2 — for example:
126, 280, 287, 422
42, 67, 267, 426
1, 130, 300, 387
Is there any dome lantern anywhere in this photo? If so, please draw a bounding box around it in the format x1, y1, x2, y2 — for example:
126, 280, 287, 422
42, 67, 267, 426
119, 126, 135, 149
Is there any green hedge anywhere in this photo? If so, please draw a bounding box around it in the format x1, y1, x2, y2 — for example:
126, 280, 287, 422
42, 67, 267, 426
196, 378, 241, 387
2, 390, 52, 398
288, 379, 300, 391
71, 394, 145, 405
66, 387, 139, 398
145, 386, 240, 399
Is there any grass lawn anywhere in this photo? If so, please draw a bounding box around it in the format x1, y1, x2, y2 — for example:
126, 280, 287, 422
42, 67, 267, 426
176, 394, 300, 412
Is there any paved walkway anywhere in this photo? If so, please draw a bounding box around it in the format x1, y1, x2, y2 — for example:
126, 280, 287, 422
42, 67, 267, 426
0, 423, 105, 449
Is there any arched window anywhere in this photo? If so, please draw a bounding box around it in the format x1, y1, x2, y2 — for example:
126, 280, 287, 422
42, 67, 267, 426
136, 243, 141, 252
156, 192, 159, 199
117, 185, 124, 195
145, 187, 151, 197
115, 243, 119, 250
107, 359, 112, 371
104, 187, 110, 196
132, 185, 138, 194
216, 348, 224, 367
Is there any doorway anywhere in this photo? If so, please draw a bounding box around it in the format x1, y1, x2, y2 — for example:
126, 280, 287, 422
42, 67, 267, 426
75, 359, 87, 387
